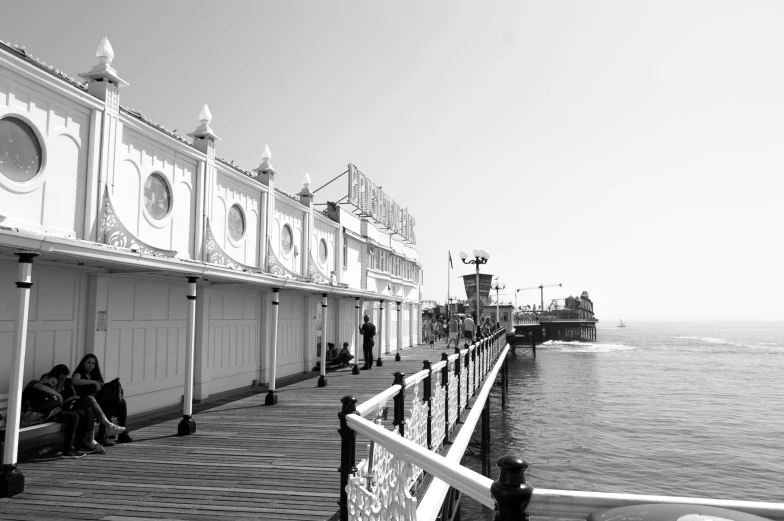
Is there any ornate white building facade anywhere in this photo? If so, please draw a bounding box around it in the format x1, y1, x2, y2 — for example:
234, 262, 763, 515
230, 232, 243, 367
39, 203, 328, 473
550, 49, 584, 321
0, 37, 422, 428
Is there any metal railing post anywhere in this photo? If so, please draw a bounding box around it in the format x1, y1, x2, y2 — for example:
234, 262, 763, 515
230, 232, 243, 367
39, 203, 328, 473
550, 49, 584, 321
491, 456, 534, 521
465, 347, 471, 401
423, 360, 433, 450
501, 352, 507, 407
454, 347, 462, 422
393, 372, 406, 437
337, 396, 359, 521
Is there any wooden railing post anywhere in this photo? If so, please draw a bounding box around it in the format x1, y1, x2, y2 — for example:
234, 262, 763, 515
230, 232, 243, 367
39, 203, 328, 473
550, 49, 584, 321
423, 360, 433, 450
337, 396, 359, 521
392, 372, 406, 437
491, 456, 534, 521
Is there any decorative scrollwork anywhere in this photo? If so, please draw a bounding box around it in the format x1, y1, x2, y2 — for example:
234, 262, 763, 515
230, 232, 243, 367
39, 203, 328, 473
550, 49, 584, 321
447, 359, 458, 432
307, 249, 331, 285
431, 373, 446, 451
266, 237, 313, 282
460, 359, 468, 416
404, 381, 429, 483
347, 401, 417, 521
203, 218, 264, 272
100, 188, 178, 258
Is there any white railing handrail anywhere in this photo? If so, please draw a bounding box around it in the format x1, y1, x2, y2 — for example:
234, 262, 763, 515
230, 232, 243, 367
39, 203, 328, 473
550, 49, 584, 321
346, 344, 510, 518
355, 384, 401, 417
528, 489, 784, 521
404, 368, 431, 389
429, 359, 446, 372
416, 344, 511, 519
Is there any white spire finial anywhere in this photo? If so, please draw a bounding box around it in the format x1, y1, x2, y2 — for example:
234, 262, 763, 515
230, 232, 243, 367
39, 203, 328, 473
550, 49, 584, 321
199, 104, 212, 125
96, 37, 114, 65
261, 144, 271, 161
303, 173, 311, 188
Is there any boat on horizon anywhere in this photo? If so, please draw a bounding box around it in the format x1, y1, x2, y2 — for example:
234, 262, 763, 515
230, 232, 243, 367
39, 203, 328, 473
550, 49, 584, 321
618, 318, 626, 328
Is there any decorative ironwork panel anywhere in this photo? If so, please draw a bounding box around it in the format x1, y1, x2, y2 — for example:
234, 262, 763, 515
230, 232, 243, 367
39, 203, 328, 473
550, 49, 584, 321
467, 355, 474, 396
266, 237, 313, 282
203, 218, 264, 272
431, 374, 446, 450
447, 360, 458, 431
307, 249, 331, 284
404, 381, 429, 482
460, 361, 468, 415
101, 188, 178, 258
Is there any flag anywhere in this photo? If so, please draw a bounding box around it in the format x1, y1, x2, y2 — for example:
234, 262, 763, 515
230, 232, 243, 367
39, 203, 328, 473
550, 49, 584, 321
448, 251, 453, 269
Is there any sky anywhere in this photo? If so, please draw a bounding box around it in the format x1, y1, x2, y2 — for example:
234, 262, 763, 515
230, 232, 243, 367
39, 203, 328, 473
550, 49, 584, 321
2, 1, 782, 321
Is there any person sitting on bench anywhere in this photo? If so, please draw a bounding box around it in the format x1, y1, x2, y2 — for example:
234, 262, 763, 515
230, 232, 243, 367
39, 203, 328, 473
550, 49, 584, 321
72, 354, 129, 445
335, 342, 354, 368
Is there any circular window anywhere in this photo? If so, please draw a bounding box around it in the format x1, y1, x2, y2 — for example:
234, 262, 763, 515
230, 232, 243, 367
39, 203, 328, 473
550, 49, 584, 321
0, 117, 42, 183
143, 173, 171, 220
281, 224, 293, 255
228, 204, 245, 241
319, 239, 328, 264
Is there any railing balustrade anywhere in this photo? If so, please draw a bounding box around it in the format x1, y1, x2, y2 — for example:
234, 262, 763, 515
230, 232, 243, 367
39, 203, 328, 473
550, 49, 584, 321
339, 329, 508, 521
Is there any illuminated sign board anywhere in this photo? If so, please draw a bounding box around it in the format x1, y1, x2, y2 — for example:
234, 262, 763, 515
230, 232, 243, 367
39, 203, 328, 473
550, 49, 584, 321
347, 163, 416, 244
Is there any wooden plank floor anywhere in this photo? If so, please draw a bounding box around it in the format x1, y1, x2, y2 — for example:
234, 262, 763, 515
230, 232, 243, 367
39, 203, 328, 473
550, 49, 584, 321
1, 341, 482, 521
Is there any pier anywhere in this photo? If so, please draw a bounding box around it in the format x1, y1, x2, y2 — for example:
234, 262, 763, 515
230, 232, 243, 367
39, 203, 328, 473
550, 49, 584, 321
0, 339, 504, 521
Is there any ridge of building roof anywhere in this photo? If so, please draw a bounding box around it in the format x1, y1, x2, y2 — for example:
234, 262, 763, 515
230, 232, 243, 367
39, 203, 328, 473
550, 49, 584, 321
0, 40, 87, 92
119, 106, 196, 150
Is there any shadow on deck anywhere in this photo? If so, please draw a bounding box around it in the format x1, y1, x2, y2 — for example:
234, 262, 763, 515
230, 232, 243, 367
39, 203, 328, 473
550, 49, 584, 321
1, 343, 460, 521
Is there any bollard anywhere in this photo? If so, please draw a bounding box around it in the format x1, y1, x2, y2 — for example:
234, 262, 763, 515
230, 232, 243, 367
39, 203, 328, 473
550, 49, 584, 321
423, 360, 433, 449
392, 372, 406, 437
352, 364, 360, 375
337, 396, 359, 521
491, 456, 534, 521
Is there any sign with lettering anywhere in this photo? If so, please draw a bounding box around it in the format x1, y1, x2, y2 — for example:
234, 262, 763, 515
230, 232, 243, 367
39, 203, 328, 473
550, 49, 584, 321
461, 274, 494, 315
347, 164, 417, 244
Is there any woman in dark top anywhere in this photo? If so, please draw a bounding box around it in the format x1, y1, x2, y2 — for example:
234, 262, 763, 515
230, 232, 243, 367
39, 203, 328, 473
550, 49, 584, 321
23, 365, 98, 457
72, 354, 132, 444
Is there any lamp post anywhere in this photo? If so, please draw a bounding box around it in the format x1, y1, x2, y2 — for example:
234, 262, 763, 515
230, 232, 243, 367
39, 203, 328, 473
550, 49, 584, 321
459, 249, 489, 331
491, 278, 506, 324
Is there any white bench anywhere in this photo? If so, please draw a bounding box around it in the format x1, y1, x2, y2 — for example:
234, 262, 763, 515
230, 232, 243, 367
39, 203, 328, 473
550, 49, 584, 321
0, 393, 64, 442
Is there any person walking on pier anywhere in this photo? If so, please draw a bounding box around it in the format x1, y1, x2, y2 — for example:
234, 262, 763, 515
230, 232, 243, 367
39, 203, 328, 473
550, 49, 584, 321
359, 314, 377, 370
463, 313, 476, 343
447, 315, 460, 348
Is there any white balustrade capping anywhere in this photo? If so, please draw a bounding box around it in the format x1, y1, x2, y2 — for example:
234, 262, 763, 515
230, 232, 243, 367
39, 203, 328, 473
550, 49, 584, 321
340, 328, 508, 521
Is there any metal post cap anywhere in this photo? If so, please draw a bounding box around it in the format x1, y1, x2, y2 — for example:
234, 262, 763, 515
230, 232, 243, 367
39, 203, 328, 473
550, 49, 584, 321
496, 456, 528, 485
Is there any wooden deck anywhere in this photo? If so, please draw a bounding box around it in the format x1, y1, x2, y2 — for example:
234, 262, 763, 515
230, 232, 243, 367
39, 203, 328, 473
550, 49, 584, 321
1, 342, 473, 521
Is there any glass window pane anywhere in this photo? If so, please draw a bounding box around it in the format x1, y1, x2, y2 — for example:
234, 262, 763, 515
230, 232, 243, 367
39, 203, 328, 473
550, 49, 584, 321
319, 239, 328, 264
144, 173, 171, 220
228, 205, 245, 241
281, 225, 293, 254
0, 117, 42, 182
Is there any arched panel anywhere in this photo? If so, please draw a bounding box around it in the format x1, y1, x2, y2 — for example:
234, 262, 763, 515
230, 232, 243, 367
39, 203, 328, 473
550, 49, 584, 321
114, 159, 141, 234
246, 209, 258, 265
43, 133, 83, 234
212, 197, 226, 246
172, 182, 193, 258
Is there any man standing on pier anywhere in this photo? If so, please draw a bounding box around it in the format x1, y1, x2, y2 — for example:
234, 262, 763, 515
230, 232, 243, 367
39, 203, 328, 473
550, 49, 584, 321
360, 314, 377, 370
463, 313, 476, 343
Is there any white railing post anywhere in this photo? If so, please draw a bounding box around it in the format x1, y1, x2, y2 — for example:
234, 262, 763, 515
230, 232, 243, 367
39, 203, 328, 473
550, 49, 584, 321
265, 288, 280, 405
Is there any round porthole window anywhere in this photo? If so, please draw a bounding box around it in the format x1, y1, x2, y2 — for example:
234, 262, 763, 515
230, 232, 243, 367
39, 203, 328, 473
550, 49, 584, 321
0, 117, 43, 183
143, 173, 171, 220
228, 204, 245, 241
319, 238, 328, 264
281, 224, 293, 255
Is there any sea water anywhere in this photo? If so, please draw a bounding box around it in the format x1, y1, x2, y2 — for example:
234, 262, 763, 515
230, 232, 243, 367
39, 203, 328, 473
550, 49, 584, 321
462, 321, 784, 520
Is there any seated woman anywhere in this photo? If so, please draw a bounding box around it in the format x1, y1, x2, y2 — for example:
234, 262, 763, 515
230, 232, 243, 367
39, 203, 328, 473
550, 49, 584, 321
72, 354, 131, 445
335, 342, 354, 368
22, 365, 102, 457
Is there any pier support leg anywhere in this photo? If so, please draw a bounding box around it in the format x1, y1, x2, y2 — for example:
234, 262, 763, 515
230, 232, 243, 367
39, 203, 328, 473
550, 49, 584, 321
481, 399, 491, 477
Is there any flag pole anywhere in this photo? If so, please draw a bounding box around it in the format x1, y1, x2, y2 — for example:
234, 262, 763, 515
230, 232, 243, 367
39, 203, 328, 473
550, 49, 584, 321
447, 251, 452, 321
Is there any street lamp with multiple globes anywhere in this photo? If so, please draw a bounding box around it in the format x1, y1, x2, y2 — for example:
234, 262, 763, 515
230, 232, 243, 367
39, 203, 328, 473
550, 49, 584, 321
491, 278, 506, 324
459, 249, 489, 329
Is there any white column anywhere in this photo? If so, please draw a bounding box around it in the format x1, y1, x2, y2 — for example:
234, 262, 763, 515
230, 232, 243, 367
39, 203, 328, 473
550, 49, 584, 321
408, 303, 414, 347
178, 276, 198, 435
1, 253, 37, 498
318, 294, 329, 387
396, 301, 403, 361
354, 297, 361, 359
265, 288, 280, 404
193, 285, 211, 401
377, 300, 385, 367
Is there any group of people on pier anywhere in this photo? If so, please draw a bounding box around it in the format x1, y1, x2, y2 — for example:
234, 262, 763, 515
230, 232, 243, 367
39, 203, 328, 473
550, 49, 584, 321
16, 354, 132, 459
421, 313, 502, 349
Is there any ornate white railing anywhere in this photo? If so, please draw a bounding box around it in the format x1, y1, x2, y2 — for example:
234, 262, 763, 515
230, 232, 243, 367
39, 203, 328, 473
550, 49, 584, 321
338, 329, 509, 521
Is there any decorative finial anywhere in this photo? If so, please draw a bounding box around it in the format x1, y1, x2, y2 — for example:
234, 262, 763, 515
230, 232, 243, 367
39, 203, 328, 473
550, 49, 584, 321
199, 104, 212, 125
96, 37, 114, 65
261, 144, 271, 161
303, 173, 311, 189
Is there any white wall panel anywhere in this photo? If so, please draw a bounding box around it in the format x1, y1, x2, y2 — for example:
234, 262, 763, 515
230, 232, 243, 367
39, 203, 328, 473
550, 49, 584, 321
276, 292, 304, 379
208, 287, 258, 393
